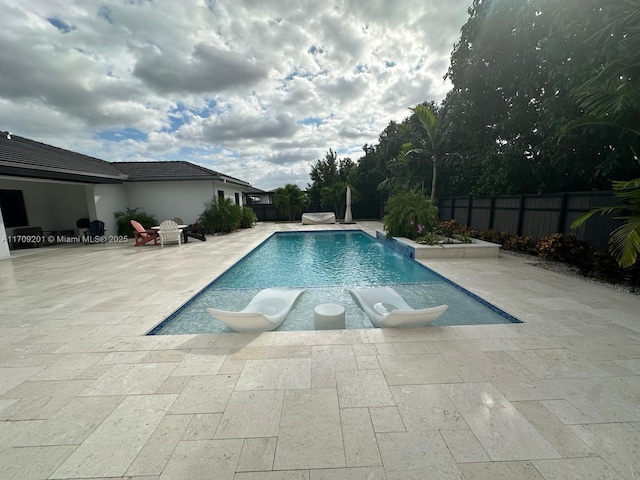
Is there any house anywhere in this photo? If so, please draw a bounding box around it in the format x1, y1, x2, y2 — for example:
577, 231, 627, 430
0, 132, 251, 259
243, 186, 273, 205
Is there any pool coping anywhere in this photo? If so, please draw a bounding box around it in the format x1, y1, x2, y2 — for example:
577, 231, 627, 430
147, 229, 521, 335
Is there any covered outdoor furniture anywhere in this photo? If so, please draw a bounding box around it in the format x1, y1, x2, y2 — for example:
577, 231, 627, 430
349, 286, 448, 328
301, 212, 336, 225
131, 220, 159, 246
207, 288, 305, 332
158, 220, 182, 247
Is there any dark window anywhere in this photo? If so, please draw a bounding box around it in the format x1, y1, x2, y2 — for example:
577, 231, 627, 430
234, 192, 240, 205
0, 189, 28, 227
218, 190, 225, 202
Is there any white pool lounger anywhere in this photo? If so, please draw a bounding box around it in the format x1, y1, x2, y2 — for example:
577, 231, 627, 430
349, 286, 448, 328
207, 288, 305, 332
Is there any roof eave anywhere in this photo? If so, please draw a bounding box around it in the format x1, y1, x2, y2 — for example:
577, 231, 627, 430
125, 175, 251, 187
0, 163, 127, 184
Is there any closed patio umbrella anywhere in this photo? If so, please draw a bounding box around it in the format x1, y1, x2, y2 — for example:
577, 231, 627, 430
344, 186, 353, 223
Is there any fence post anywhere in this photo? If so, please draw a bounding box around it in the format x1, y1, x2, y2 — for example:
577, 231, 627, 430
557, 192, 568, 234
489, 197, 496, 230
516, 195, 526, 236
451, 197, 456, 220
467, 196, 473, 227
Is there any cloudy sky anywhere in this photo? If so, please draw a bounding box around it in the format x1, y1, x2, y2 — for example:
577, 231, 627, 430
0, 0, 471, 190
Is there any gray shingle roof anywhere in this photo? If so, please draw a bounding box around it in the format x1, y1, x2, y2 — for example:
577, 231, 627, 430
114, 161, 218, 179
0, 131, 126, 182
0, 132, 251, 187
112, 161, 250, 186
244, 186, 269, 194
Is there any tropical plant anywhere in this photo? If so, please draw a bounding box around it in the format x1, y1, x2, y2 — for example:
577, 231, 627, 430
409, 104, 443, 200
383, 190, 439, 240
415, 231, 445, 245
239, 206, 257, 228
198, 197, 242, 234
378, 141, 421, 194
565, 2, 640, 268
273, 184, 309, 221
113, 207, 158, 237
571, 174, 640, 268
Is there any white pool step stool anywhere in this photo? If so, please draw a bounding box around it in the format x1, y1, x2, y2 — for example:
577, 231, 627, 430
314, 303, 345, 330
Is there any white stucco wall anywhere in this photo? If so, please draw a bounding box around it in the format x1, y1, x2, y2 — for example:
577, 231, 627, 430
125, 180, 245, 224
0, 176, 248, 256
93, 184, 128, 236
0, 177, 90, 234
0, 208, 10, 260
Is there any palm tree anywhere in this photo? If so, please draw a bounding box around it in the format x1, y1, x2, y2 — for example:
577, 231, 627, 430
410, 104, 440, 200
571, 170, 640, 268
273, 184, 309, 221
407, 104, 461, 201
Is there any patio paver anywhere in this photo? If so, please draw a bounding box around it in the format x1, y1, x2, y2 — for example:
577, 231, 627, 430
0, 221, 639, 479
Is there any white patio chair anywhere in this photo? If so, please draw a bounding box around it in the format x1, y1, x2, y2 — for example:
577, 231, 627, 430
158, 220, 182, 247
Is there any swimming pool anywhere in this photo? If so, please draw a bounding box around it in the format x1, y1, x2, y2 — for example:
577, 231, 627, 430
149, 230, 520, 334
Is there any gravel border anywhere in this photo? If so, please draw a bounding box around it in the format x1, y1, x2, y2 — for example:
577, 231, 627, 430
500, 250, 639, 296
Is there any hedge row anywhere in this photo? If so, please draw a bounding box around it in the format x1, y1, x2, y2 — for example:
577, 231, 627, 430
436, 220, 639, 288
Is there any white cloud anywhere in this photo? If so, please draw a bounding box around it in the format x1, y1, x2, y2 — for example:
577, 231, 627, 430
133, 43, 268, 94
0, 0, 471, 190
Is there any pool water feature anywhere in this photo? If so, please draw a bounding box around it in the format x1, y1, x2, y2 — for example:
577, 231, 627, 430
149, 230, 520, 335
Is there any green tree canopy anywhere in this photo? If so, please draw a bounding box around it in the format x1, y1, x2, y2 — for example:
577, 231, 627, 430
440, 0, 639, 196
273, 184, 309, 221
307, 149, 339, 203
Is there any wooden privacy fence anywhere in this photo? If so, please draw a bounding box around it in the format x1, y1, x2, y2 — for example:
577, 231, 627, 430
438, 191, 618, 251
250, 200, 385, 223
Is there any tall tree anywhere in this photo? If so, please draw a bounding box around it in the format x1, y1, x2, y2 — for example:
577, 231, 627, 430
307, 149, 339, 203
408, 104, 453, 200
568, 1, 640, 268
442, 0, 639, 196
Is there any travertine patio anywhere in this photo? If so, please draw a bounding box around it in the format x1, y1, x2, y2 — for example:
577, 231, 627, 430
1, 221, 639, 479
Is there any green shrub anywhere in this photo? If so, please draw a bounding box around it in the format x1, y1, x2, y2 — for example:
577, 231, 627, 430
502, 235, 536, 254
240, 206, 258, 228
561, 235, 596, 276
435, 219, 460, 237
383, 191, 439, 240
535, 233, 567, 261
442, 221, 639, 288
477, 229, 506, 245
453, 232, 475, 244
114, 207, 158, 237
593, 251, 624, 281
199, 197, 242, 234
416, 231, 445, 245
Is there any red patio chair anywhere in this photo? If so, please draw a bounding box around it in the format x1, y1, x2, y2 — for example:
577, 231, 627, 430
131, 220, 159, 246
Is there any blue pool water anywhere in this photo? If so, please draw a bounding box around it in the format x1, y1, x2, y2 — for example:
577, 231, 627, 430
150, 230, 520, 335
